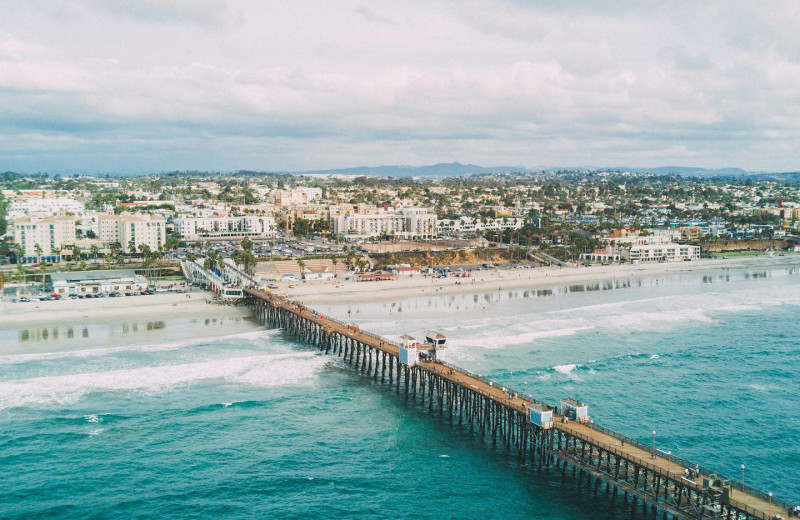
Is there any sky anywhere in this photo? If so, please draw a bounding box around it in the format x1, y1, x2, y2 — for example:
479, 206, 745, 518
1, 0, 799, 173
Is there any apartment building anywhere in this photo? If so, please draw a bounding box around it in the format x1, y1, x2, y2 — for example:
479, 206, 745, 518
173, 215, 276, 241
624, 243, 700, 263
275, 187, 323, 207
7, 197, 85, 219
12, 216, 77, 261
332, 207, 438, 240
438, 216, 525, 234
278, 204, 330, 231
98, 214, 166, 252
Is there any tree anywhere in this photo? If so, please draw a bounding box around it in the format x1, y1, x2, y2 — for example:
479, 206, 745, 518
34, 243, 43, 264
165, 236, 180, 253
241, 236, 253, 252
231, 249, 245, 271
241, 251, 257, 276
90, 244, 99, 262
331, 256, 338, 275
296, 258, 306, 278
71, 245, 81, 262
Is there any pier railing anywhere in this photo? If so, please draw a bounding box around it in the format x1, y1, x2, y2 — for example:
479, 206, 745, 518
584, 422, 793, 511
436, 361, 553, 410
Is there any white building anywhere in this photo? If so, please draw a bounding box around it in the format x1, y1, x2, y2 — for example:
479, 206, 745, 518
8, 197, 84, 219
331, 207, 438, 240
275, 187, 323, 207
51, 269, 148, 295
98, 214, 166, 253
438, 216, 525, 234
12, 216, 77, 262
624, 243, 700, 263
174, 215, 276, 241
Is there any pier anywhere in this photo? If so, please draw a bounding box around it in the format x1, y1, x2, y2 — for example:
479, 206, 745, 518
245, 288, 792, 520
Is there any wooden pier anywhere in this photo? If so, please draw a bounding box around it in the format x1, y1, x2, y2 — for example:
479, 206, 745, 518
245, 288, 792, 520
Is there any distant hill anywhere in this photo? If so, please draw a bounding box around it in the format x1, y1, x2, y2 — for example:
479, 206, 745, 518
297, 162, 533, 177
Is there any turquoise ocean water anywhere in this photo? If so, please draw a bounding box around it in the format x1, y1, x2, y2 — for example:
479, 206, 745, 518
1, 263, 798, 519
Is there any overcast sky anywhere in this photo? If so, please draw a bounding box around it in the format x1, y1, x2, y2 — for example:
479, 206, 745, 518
2, 0, 799, 173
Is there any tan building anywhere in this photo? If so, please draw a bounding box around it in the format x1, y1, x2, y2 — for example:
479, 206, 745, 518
98, 214, 166, 253
12, 216, 77, 262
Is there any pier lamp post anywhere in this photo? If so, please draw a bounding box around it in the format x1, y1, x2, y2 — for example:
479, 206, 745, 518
741, 464, 745, 491
768, 492, 772, 516
652, 430, 656, 459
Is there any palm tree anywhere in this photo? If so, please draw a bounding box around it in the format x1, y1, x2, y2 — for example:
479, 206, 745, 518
34, 243, 43, 264
231, 250, 244, 271
296, 258, 306, 279
241, 251, 257, 276
186, 252, 197, 263
90, 244, 99, 263
356, 259, 368, 272
331, 256, 338, 276
71, 245, 81, 263
241, 236, 253, 252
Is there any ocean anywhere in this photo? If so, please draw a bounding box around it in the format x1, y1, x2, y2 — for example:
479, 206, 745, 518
1, 263, 798, 519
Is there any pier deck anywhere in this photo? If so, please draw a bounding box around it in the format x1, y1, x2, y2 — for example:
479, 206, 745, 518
245, 288, 791, 520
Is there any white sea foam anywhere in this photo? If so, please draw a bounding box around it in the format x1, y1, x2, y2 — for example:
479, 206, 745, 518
454, 326, 594, 349
88, 428, 104, 436
0, 351, 327, 410
84, 414, 103, 423
650, 354, 660, 359
0, 329, 279, 365
553, 364, 578, 375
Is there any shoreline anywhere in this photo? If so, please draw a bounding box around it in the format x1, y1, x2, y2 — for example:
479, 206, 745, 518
283, 254, 800, 305
2, 255, 797, 329
0, 291, 253, 329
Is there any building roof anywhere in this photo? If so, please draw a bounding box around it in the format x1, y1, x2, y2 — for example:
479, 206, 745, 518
50, 269, 141, 283
561, 398, 586, 408
425, 332, 447, 340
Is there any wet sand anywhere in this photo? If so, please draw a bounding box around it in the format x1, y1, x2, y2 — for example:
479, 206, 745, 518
279, 254, 800, 305
0, 291, 252, 329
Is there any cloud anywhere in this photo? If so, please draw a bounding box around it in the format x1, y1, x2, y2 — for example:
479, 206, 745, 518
84, 0, 233, 27
0, 0, 799, 172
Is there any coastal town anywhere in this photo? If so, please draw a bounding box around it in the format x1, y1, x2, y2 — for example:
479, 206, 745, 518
0, 169, 798, 301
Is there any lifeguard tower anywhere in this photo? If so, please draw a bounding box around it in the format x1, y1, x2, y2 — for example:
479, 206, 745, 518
398, 334, 420, 366
526, 403, 554, 429
423, 332, 448, 362
561, 398, 590, 424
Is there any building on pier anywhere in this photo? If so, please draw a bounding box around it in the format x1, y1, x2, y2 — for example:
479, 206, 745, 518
398, 335, 420, 366
423, 332, 448, 362
526, 403, 554, 429
561, 398, 589, 424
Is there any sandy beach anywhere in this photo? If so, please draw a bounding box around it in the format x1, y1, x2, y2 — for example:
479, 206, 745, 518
0, 291, 253, 329
1, 254, 797, 329
280, 254, 800, 305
